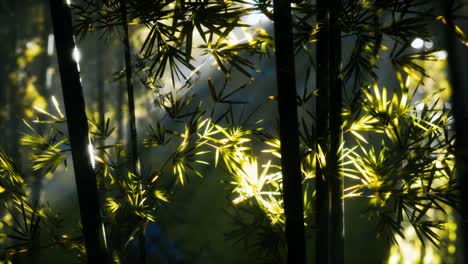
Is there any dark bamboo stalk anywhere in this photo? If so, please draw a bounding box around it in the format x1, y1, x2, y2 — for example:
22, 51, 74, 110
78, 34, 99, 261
0, 16, 10, 142
442, 2, 468, 263
31, 0, 53, 210
316, 1, 343, 263
0, 10, 16, 150
30, 2, 54, 263
1, 4, 22, 262
49, 0, 109, 262
117, 54, 125, 143
120, 0, 146, 261
37, 0, 52, 96
120, 0, 140, 183
115, 36, 125, 143
96, 34, 105, 156
315, 1, 330, 262
328, 1, 344, 263
272, 0, 306, 263
8, 1, 20, 161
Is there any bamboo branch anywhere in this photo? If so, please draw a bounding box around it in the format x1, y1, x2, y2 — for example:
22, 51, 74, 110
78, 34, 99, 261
272, 0, 306, 263
48, 0, 109, 262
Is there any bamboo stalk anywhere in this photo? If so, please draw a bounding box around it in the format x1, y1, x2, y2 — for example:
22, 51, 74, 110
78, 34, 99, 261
117, 66, 125, 143
31, 1, 54, 203
316, 0, 343, 263
120, 0, 146, 261
116, 39, 125, 144
272, 0, 306, 263
96, 32, 105, 158
8, 1, 20, 162
328, 1, 344, 263
48, 0, 109, 262
120, 0, 140, 186
442, 2, 468, 263
30, 2, 54, 262
315, 1, 330, 262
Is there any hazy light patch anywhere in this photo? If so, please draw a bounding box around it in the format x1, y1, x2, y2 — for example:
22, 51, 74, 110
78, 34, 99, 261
26, 41, 36, 50
184, 61, 205, 83
411, 38, 424, 49
88, 142, 96, 169
227, 28, 253, 46
47, 34, 55, 56
242, 13, 269, 26
435, 50, 448, 60
46, 67, 54, 89
388, 253, 400, 264
242, 28, 254, 42
415, 101, 425, 111
73, 47, 82, 72
73, 46, 81, 63
399, 228, 421, 264
424, 40, 434, 49
227, 33, 241, 45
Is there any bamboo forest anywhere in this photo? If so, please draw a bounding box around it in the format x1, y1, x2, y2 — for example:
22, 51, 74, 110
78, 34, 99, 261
1, 0, 468, 263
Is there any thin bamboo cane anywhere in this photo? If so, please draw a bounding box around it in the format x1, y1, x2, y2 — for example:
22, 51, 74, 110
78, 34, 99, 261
120, 0, 146, 262
96, 33, 105, 156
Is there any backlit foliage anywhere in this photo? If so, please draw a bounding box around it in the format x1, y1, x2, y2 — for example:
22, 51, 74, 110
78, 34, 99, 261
343, 84, 457, 246
0, 145, 82, 262
1, 0, 467, 262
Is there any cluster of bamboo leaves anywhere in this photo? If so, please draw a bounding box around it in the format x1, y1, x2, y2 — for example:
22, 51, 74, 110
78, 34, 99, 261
343, 84, 457, 246
73, 0, 275, 82
0, 115, 88, 262
1, 0, 467, 262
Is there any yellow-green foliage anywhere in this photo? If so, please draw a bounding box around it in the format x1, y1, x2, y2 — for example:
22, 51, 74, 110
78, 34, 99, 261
17, 39, 42, 69
24, 77, 47, 118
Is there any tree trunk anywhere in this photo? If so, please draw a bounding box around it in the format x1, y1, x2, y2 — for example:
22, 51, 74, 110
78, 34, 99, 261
48, 0, 109, 262
272, 0, 306, 263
